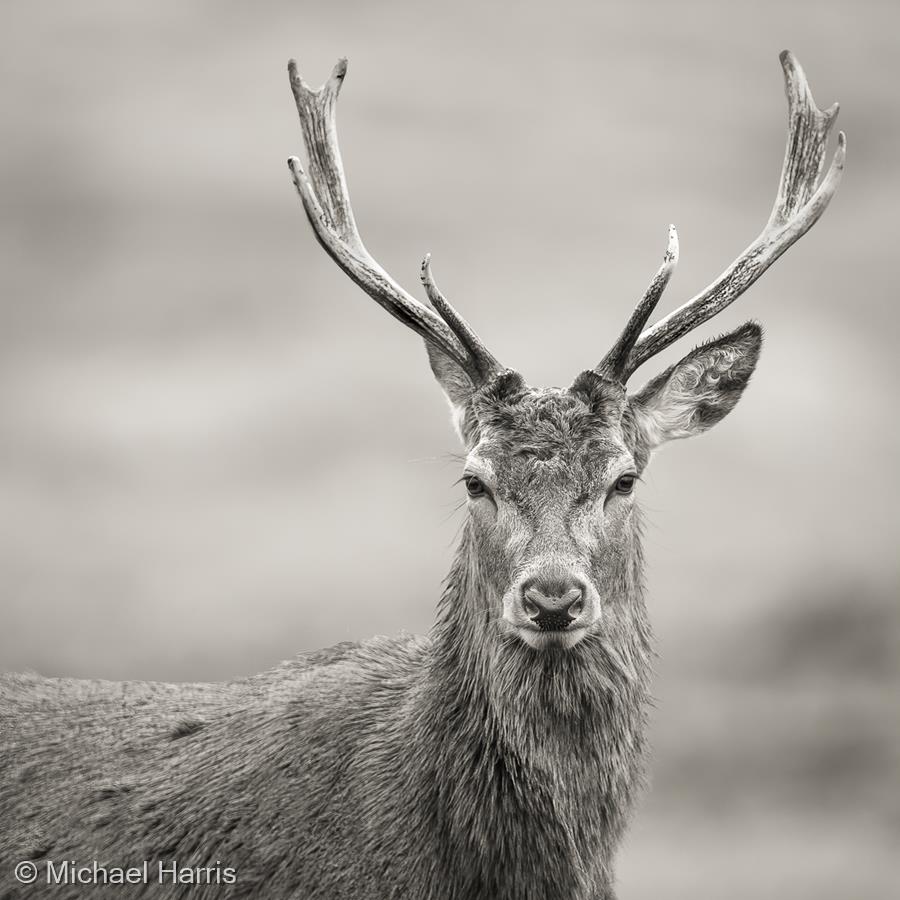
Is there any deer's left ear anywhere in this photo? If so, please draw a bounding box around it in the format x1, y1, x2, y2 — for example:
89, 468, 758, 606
629, 322, 762, 451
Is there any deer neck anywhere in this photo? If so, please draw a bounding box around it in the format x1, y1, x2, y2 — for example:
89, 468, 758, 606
428, 575, 652, 753
411, 524, 653, 891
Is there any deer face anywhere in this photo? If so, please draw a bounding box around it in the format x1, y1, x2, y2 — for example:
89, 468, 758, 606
437, 325, 762, 652
457, 377, 631, 650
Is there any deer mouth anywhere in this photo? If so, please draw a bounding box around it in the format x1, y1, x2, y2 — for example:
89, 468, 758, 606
514, 624, 588, 651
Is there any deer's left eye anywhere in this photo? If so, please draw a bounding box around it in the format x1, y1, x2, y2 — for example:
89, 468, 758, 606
614, 474, 636, 495
465, 476, 486, 498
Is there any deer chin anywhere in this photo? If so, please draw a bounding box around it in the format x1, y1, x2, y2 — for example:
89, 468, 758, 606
511, 625, 589, 651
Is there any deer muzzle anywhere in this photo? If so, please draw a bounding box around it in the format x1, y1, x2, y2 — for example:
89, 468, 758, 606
504, 568, 601, 649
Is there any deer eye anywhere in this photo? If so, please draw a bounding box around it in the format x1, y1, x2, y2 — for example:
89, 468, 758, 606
465, 476, 486, 498
613, 474, 636, 495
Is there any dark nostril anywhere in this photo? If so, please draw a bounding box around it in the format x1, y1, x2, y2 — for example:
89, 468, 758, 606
522, 596, 540, 617
535, 610, 574, 631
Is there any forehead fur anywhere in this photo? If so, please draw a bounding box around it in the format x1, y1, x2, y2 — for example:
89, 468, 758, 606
467, 376, 636, 497
479, 389, 615, 458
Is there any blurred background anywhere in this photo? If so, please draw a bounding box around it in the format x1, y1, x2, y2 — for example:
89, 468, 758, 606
1, 0, 897, 896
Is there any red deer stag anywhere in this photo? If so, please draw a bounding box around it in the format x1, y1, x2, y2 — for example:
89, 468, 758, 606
0, 51, 843, 900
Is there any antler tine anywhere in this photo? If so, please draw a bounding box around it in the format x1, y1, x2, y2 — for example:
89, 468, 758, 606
420, 255, 503, 382
596, 225, 679, 381
287, 58, 496, 384
620, 51, 845, 380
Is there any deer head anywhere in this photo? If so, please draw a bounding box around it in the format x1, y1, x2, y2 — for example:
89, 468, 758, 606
287, 52, 844, 656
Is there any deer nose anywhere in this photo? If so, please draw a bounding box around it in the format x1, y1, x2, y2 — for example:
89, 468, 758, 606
520, 576, 585, 631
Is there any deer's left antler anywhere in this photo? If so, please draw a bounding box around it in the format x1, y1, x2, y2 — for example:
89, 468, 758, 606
599, 50, 845, 383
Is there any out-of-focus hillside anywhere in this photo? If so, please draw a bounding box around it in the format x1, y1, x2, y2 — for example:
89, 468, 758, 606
620, 578, 899, 898
1, 1, 898, 897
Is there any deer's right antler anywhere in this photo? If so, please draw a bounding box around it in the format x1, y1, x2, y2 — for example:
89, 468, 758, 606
287, 59, 503, 387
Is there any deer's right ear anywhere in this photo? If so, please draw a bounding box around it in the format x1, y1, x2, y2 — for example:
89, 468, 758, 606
425, 343, 478, 445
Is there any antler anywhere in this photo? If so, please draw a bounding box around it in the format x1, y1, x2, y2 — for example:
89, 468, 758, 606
287, 59, 502, 386
604, 51, 845, 382
597, 225, 679, 381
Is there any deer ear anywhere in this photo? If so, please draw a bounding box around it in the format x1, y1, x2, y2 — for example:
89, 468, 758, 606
425, 343, 478, 445
629, 322, 762, 452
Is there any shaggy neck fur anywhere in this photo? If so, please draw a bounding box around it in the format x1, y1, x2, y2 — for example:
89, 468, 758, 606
411, 521, 654, 899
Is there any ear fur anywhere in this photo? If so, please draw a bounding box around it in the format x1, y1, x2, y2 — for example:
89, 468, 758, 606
629, 321, 762, 453
425, 343, 477, 445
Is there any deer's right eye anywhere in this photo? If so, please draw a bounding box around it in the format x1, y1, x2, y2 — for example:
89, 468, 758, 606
614, 474, 636, 495
465, 476, 486, 498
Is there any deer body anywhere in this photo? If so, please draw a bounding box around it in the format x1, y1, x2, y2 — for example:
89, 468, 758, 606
2, 590, 647, 898
0, 52, 843, 899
